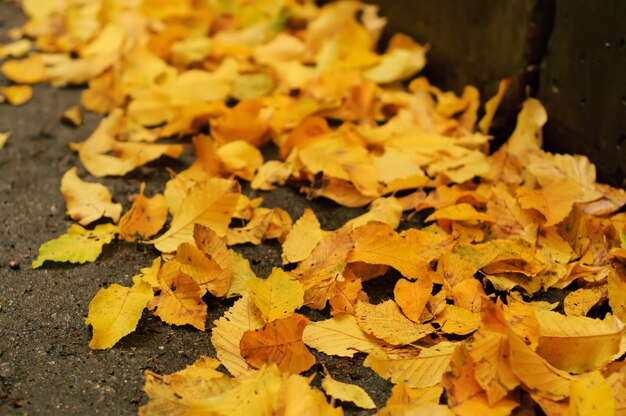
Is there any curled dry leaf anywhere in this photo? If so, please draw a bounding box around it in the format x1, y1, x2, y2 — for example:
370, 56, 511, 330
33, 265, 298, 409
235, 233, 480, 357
61, 167, 122, 226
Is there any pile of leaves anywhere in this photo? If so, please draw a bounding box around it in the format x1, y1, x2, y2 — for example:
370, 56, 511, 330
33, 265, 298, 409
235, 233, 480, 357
3, 0, 626, 414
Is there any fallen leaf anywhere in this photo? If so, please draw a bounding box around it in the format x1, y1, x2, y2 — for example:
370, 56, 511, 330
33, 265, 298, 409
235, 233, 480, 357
32, 223, 118, 268
85, 276, 154, 349
151, 261, 207, 330
60, 105, 83, 127
2, 85, 32, 105
211, 295, 264, 377
364, 342, 457, 388
281, 208, 324, 264
119, 183, 168, 242
355, 300, 434, 345
0, 131, 9, 149
302, 314, 381, 357
240, 313, 316, 374
569, 371, 615, 416
150, 178, 240, 252
1, 54, 47, 84
247, 268, 304, 322
321, 375, 376, 409
61, 167, 122, 226
535, 310, 624, 373
394, 277, 433, 323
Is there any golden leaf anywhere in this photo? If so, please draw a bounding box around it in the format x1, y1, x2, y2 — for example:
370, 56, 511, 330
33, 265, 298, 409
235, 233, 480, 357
355, 300, 434, 345
517, 180, 583, 226
118, 183, 168, 241
302, 314, 381, 357
281, 208, 324, 264
364, 342, 457, 388
563, 287, 603, 317
60, 167, 122, 226
151, 262, 207, 331
240, 313, 316, 374
1, 54, 47, 84
507, 329, 576, 401
569, 371, 615, 416
32, 223, 118, 268
2, 85, 32, 105
85, 276, 153, 349
291, 228, 354, 309
150, 178, 240, 252
394, 277, 432, 323
535, 310, 624, 373
425, 203, 495, 224
469, 329, 520, 405
175, 242, 229, 297
247, 268, 304, 322
321, 375, 376, 410
211, 295, 264, 377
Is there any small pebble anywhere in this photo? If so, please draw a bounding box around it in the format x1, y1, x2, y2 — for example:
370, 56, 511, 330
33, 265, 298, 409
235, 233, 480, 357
9, 261, 20, 270
130, 396, 140, 404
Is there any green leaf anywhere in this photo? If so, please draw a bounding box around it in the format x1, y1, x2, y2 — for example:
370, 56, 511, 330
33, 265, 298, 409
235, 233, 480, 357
32, 223, 118, 268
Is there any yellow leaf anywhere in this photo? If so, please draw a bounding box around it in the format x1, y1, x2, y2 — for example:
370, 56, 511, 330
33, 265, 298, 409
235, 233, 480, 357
564, 287, 603, 317
150, 178, 240, 252
119, 183, 168, 241
60, 105, 83, 127
194, 224, 234, 291
291, 228, 354, 309
1, 54, 47, 84
281, 208, 324, 264
505, 98, 547, 160
355, 300, 434, 345
32, 223, 117, 268
217, 140, 263, 181
321, 375, 376, 410
348, 223, 422, 279
535, 310, 624, 373
364, 40, 426, 84
227, 251, 257, 298
507, 329, 576, 401
517, 180, 583, 226
0, 131, 9, 149
364, 342, 457, 388
394, 277, 432, 323
478, 78, 511, 134
425, 203, 495, 224
60, 167, 122, 226
151, 262, 207, 330
0, 39, 31, 59
608, 263, 626, 322
175, 242, 229, 297
211, 295, 264, 377
2, 85, 32, 105
302, 315, 381, 357
345, 197, 403, 230
85, 277, 153, 349
569, 371, 615, 416
435, 305, 481, 336
247, 267, 304, 322
469, 330, 520, 405
240, 313, 316, 374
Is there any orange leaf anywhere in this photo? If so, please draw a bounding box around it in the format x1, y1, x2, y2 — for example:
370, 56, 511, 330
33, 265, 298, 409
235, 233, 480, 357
240, 313, 315, 374
119, 183, 168, 242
